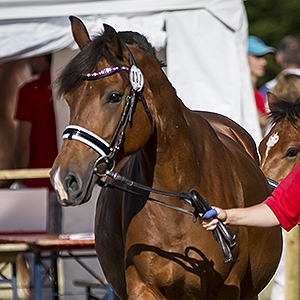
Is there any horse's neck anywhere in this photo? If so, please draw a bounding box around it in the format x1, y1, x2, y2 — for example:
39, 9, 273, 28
133, 54, 221, 190
143, 72, 218, 190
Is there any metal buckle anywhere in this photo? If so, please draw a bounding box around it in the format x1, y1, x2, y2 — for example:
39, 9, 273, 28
93, 155, 116, 177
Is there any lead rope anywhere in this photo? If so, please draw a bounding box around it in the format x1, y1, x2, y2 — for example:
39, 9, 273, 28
96, 170, 236, 263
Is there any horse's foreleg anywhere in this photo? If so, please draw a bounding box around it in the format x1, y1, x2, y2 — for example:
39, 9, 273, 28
213, 257, 246, 299
213, 284, 240, 300
213, 270, 260, 300
126, 266, 166, 300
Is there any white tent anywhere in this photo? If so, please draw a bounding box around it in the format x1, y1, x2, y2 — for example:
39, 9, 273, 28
0, 1, 263, 298
0, 0, 261, 143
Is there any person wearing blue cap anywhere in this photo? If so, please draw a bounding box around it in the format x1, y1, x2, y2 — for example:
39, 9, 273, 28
248, 36, 275, 136
248, 35, 275, 57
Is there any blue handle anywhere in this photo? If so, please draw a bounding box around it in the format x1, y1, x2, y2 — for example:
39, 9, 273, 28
202, 208, 217, 219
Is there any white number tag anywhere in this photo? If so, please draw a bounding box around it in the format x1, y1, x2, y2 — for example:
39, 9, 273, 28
130, 65, 144, 92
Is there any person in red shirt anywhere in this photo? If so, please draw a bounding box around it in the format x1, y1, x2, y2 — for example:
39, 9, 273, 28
201, 161, 300, 231
13, 54, 62, 296
14, 54, 61, 233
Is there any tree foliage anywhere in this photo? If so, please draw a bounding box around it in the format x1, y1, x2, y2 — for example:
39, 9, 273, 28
244, 0, 300, 87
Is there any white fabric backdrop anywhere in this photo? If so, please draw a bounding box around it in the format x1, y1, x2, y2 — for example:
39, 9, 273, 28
0, 0, 261, 142
166, 5, 261, 143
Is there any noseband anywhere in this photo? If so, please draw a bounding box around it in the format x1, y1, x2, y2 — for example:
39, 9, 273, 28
63, 46, 152, 173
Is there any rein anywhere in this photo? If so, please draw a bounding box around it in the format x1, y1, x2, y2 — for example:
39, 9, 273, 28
98, 170, 236, 263
62, 45, 236, 263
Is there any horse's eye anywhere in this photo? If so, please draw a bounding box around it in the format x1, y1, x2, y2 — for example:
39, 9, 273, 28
286, 147, 299, 158
108, 92, 123, 103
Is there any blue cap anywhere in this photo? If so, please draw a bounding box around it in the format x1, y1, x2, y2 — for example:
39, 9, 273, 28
248, 36, 275, 56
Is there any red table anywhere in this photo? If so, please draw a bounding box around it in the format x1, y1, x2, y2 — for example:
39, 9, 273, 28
0, 233, 95, 252
0, 233, 113, 299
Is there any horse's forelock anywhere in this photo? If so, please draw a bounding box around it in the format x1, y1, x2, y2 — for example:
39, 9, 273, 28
56, 29, 164, 98
269, 96, 300, 130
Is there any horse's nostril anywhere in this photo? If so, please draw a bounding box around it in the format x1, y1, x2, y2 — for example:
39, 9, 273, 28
66, 173, 80, 194
70, 177, 78, 191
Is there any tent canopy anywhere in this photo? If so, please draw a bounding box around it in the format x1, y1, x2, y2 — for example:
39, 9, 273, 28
0, 0, 244, 61
0, 0, 262, 142
1, 0, 236, 20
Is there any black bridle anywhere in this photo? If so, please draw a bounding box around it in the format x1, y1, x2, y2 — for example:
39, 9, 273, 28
62, 46, 236, 263
63, 47, 152, 173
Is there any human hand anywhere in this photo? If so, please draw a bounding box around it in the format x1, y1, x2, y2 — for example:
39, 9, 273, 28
200, 207, 227, 231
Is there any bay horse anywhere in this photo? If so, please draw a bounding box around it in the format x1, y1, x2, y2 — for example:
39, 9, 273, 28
259, 92, 300, 183
50, 16, 281, 299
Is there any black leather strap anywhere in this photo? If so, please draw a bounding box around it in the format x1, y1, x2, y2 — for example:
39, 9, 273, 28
99, 171, 236, 263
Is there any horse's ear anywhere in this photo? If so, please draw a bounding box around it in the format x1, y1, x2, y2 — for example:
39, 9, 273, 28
103, 24, 123, 60
267, 91, 278, 112
69, 16, 91, 50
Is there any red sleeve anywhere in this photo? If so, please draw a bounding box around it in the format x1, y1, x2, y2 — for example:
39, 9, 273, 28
254, 90, 267, 114
15, 84, 33, 123
264, 162, 300, 231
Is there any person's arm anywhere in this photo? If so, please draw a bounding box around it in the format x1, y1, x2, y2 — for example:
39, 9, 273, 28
14, 120, 31, 169
203, 162, 300, 232
202, 203, 280, 231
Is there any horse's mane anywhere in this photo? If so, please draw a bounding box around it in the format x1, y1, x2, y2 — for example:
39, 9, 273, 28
118, 31, 165, 68
269, 97, 300, 131
57, 29, 164, 97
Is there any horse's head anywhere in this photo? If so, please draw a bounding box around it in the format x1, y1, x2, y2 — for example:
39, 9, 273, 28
259, 92, 300, 183
50, 16, 157, 206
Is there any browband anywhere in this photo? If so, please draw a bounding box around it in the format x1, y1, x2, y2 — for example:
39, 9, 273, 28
85, 66, 130, 80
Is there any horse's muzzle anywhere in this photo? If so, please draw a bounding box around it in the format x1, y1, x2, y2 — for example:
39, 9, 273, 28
51, 166, 96, 207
